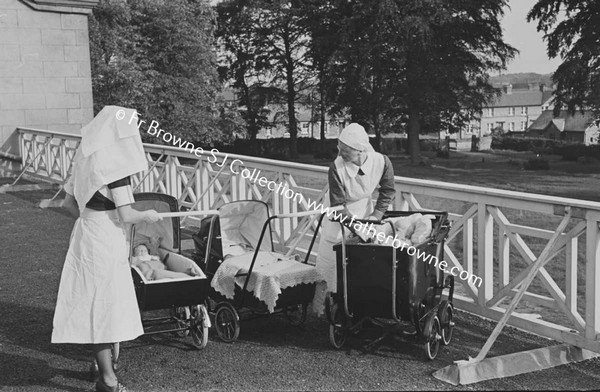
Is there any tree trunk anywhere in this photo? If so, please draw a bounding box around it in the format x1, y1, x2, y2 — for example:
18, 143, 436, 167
407, 105, 421, 164
373, 113, 381, 152
319, 68, 327, 155
281, 29, 298, 158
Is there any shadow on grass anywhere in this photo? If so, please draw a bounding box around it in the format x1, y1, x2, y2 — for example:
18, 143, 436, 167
0, 301, 90, 362
0, 352, 89, 391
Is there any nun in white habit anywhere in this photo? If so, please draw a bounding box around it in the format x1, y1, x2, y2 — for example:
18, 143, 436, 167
312, 123, 395, 315
51, 106, 161, 392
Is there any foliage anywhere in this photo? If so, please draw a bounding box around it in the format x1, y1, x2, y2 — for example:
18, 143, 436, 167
528, 0, 600, 115
216, 0, 314, 157
89, 0, 241, 145
316, 0, 516, 161
215, 1, 516, 160
215, 1, 276, 140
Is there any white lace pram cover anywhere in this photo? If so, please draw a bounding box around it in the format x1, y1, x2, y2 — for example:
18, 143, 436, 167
211, 251, 321, 313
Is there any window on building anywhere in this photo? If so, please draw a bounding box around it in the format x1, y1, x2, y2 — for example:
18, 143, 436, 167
508, 107, 515, 116
487, 108, 494, 117
508, 122, 514, 132
521, 121, 527, 131
487, 123, 493, 133
521, 106, 528, 115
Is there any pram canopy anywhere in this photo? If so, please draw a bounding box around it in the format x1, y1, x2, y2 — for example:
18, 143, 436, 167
218, 200, 273, 255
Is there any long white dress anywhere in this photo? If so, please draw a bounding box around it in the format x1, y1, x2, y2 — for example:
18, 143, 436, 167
51, 183, 144, 344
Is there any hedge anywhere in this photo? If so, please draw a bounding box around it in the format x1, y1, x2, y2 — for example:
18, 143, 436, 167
492, 135, 600, 161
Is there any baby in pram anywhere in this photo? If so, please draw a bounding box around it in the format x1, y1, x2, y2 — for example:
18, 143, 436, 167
361, 213, 436, 246
132, 243, 203, 281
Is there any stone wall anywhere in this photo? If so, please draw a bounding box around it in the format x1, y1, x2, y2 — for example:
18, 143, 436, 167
0, 0, 97, 157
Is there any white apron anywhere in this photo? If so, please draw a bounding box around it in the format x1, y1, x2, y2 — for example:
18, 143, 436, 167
51, 208, 144, 344
312, 152, 385, 314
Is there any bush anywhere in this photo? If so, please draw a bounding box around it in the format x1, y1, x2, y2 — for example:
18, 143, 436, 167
523, 156, 550, 170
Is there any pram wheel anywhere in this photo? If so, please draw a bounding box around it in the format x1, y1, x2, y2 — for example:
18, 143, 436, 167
437, 300, 454, 345
173, 307, 191, 337
215, 303, 240, 343
328, 303, 347, 349
283, 304, 307, 326
423, 314, 441, 360
190, 305, 209, 349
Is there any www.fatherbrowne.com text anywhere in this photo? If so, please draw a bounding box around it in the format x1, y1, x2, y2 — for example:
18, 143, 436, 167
118, 110, 482, 288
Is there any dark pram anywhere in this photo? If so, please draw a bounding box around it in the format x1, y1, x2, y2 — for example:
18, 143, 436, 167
192, 200, 326, 343
129, 192, 213, 349
326, 210, 454, 360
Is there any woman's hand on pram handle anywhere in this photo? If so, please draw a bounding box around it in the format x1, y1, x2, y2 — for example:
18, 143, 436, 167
117, 205, 162, 224
143, 210, 162, 223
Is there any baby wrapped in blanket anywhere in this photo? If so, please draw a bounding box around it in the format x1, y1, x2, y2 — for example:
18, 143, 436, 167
369, 213, 436, 246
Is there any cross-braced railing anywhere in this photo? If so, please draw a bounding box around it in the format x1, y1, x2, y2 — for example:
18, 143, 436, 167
14, 127, 600, 355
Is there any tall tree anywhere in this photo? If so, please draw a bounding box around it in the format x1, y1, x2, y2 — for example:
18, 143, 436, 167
326, 0, 515, 162
300, 0, 342, 155
528, 0, 600, 115
89, 0, 240, 145
398, 0, 516, 163
256, 0, 313, 158
216, 0, 275, 140
216, 0, 313, 157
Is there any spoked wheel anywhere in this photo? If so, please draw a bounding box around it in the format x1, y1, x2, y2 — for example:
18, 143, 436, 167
190, 305, 209, 349
437, 300, 454, 346
214, 303, 240, 343
173, 306, 191, 337
328, 302, 347, 349
284, 304, 307, 326
423, 315, 441, 360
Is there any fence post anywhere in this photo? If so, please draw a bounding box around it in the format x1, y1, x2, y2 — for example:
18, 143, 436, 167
478, 203, 494, 306
585, 213, 600, 340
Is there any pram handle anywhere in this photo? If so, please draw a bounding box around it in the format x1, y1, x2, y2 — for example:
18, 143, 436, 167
159, 210, 220, 218
273, 205, 343, 219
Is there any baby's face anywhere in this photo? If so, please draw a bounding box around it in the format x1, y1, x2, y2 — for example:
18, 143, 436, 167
135, 245, 149, 257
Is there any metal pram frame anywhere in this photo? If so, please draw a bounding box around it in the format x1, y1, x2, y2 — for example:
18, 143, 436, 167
193, 200, 333, 343
326, 210, 455, 360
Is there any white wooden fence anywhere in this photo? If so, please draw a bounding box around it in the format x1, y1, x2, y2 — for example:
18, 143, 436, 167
13, 127, 600, 354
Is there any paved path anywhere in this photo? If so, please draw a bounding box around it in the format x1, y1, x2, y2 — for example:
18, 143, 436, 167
1, 183, 599, 391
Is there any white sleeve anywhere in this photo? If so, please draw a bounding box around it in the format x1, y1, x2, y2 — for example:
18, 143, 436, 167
110, 185, 135, 207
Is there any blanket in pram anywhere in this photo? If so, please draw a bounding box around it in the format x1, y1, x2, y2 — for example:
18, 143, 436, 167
212, 250, 321, 312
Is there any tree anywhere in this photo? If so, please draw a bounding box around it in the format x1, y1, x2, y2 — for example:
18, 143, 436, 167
299, 0, 342, 156
528, 0, 600, 115
324, 0, 515, 162
216, 0, 275, 140
398, 0, 516, 163
89, 0, 240, 145
216, 0, 313, 157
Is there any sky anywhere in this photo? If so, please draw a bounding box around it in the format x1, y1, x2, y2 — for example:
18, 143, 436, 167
500, 0, 563, 75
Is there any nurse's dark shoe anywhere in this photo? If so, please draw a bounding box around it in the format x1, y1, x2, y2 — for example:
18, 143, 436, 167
95, 378, 127, 392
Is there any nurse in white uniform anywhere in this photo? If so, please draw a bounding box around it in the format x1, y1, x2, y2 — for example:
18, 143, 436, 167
52, 106, 161, 392
313, 123, 395, 315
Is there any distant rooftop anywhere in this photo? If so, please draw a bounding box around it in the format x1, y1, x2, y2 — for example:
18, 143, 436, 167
529, 110, 599, 132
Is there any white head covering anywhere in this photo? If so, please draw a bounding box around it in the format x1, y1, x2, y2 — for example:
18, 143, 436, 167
338, 123, 374, 152
69, 105, 148, 212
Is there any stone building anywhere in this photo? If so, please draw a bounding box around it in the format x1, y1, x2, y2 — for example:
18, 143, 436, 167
0, 0, 98, 160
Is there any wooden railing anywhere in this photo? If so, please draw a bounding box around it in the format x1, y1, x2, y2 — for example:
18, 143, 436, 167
13, 127, 600, 354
